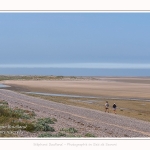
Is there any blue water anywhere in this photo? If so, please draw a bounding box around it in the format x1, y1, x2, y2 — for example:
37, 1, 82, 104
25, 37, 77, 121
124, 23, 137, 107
0, 84, 10, 88
0, 68, 150, 77
26, 92, 97, 98
25, 91, 150, 101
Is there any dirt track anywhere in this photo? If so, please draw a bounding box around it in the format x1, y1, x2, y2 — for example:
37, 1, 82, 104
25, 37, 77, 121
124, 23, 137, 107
0, 89, 150, 137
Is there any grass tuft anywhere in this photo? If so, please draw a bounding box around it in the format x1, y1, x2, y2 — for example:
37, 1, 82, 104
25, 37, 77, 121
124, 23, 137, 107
38, 133, 53, 137
34, 118, 56, 132
85, 133, 95, 137
60, 127, 78, 133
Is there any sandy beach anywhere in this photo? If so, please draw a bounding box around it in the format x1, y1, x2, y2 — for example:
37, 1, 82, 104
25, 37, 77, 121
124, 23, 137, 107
2, 77, 150, 99
1, 76, 150, 137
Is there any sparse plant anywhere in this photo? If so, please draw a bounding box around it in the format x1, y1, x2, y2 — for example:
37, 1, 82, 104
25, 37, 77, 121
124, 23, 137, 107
37, 117, 56, 124
35, 123, 55, 132
60, 127, 78, 133
124, 134, 129, 137
51, 118, 57, 122
25, 123, 36, 132
56, 76, 64, 79
38, 132, 67, 137
68, 127, 78, 133
38, 133, 53, 137
34, 118, 55, 132
56, 132, 66, 137
85, 133, 95, 137
0, 100, 8, 105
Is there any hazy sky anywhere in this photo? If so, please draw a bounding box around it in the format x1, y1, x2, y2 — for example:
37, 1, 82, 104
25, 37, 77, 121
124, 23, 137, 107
0, 13, 150, 66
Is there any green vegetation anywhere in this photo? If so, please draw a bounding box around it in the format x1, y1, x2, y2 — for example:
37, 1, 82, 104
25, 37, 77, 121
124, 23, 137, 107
38, 133, 53, 137
36, 117, 56, 124
38, 126, 95, 138
85, 133, 95, 137
0, 75, 84, 81
0, 100, 37, 136
34, 118, 55, 132
60, 127, 78, 133
0, 75, 67, 81
38, 132, 67, 137
0, 101, 35, 120
0, 100, 85, 137
0, 100, 56, 136
38, 128, 79, 138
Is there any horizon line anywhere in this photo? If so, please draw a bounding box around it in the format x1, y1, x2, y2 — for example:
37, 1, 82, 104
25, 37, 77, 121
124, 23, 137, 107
0, 63, 150, 69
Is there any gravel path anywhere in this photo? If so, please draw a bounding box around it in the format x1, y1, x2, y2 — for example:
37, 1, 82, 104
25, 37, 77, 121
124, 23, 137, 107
0, 89, 150, 137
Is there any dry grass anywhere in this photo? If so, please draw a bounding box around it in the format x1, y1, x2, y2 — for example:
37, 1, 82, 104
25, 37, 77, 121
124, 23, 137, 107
26, 94, 150, 122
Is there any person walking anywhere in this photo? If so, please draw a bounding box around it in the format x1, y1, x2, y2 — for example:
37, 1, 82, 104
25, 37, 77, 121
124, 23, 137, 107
105, 101, 109, 113
113, 103, 117, 114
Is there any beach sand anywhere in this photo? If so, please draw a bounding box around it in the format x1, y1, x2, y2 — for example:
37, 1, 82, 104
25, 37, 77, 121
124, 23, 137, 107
1, 76, 150, 123
2, 77, 150, 99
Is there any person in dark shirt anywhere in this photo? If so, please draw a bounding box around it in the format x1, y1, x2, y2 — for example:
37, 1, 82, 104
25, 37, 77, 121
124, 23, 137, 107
113, 103, 117, 114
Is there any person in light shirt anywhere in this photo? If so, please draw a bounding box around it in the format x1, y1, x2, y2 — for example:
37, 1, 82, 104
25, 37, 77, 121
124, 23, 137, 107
105, 101, 109, 113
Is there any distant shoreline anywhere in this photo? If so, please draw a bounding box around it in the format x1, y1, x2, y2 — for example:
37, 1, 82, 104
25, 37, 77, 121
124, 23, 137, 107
1, 76, 150, 98
0, 67, 150, 77
0, 75, 150, 78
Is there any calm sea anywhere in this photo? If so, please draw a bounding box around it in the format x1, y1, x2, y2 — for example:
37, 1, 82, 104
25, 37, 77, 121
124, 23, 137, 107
0, 68, 150, 77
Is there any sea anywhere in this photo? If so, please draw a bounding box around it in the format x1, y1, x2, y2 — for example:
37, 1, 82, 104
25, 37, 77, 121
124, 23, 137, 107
0, 68, 150, 77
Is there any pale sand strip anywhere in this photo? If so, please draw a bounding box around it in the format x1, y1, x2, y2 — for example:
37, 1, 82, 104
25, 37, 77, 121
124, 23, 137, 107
2, 78, 150, 99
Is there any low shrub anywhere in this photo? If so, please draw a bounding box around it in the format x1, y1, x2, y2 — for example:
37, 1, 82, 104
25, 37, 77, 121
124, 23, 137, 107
60, 127, 78, 133
0, 103, 35, 119
34, 117, 56, 131
38, 132, 66, 137
38, 133, 53, 137
56, 132, 66, 137
34, 122, 55, 132
37, 118, 55, 124
85, 133, 95, 137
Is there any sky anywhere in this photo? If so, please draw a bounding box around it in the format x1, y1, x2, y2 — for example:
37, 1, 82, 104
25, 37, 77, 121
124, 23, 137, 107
0, 13, 150, 68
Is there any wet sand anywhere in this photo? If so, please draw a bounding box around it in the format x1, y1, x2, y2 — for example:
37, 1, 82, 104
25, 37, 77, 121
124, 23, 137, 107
1, 77, 150, 99
1, 77, 150, 123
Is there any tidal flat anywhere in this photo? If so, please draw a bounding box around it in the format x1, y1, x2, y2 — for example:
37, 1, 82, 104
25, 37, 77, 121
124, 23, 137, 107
1, 75, 150, 122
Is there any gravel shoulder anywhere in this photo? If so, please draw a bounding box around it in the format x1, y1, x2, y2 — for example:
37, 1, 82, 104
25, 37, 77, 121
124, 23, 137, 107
0, 89, 150, 137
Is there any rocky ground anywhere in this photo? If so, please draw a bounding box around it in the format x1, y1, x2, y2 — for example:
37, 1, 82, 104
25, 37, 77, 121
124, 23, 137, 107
0, 89, 150, 138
